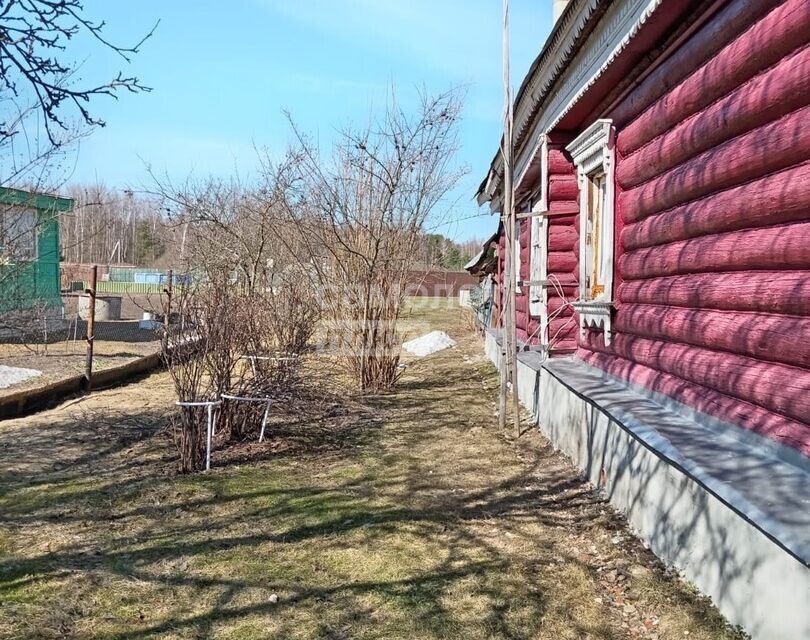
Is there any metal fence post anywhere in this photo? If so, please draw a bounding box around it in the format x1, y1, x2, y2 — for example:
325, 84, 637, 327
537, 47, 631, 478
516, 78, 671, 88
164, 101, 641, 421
163, 268, 173, 352
84, 264, 97, 389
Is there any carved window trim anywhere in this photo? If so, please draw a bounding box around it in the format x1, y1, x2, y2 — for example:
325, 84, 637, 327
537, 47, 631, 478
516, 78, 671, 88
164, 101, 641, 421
566, 119, 615, 345
529, 136, 549, 329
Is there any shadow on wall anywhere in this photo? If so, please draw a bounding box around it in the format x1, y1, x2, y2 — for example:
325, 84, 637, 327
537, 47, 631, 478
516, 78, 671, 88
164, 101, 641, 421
543, 372, 808, 640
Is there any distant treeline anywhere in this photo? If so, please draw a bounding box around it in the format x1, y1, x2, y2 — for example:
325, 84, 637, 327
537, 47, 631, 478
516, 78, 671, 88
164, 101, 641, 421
60, 186, 483, 271
60, 186, 176, 267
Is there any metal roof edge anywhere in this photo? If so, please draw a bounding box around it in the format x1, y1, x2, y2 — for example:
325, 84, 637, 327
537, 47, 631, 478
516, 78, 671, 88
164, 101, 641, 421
0, 186, 74, 212
476, 0, 604, 205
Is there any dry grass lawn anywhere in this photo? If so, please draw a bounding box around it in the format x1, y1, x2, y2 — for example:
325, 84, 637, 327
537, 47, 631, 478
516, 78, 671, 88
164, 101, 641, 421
0, 300, 745, 639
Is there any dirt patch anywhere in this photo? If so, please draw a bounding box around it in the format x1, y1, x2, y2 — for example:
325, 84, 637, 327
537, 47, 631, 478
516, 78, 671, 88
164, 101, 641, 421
0, 336, 161, 399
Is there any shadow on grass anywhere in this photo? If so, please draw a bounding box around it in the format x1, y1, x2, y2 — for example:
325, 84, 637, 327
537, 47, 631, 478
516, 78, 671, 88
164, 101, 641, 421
0, 332, 738, 639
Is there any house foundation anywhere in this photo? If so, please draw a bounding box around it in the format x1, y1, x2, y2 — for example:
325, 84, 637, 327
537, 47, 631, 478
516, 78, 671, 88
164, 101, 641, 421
484, 329, 810, 640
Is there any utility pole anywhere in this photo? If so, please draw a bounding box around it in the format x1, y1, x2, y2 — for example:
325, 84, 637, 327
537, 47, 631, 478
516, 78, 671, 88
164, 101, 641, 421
499, 0, 521, 438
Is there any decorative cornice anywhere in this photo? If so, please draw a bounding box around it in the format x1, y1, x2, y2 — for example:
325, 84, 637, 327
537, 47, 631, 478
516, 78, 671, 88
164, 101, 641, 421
511, 0, 601, 146
572, 300, 614, 345
544, 0, 665, 135
479, 0, 666, 206
567, 119, 613, 175
478, 0, 600, 207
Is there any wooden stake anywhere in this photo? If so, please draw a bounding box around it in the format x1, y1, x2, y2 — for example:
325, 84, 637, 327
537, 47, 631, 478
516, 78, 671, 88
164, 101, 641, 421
84, 265, 97, 389
163, 268, 173, 353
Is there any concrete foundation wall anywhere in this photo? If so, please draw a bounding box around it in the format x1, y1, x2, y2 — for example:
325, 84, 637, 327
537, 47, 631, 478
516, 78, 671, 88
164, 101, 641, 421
482, 330, 810, 639
539, 369, 810, 639
484, 330, 541, 418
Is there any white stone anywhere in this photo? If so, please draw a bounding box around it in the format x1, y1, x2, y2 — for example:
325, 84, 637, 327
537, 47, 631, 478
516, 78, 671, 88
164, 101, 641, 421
0, 365, 42, 389
402, 331, 457, 357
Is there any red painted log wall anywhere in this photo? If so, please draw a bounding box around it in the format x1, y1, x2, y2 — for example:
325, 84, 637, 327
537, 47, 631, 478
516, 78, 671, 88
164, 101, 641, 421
578, 0, 810, 455
617, 44, 810, 188
611, 0, 785, 128
545, 145, 579, 353
495, 145, 579, 349
619, 271, 810, 316
621, 162, 810, 250
618, 104, 810, 222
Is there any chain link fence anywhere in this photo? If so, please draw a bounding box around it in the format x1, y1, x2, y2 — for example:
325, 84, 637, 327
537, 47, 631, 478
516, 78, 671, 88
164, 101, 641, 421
0, 265, 182, 406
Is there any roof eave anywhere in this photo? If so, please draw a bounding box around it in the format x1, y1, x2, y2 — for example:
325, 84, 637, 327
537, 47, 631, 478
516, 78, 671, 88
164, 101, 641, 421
476, 0, 605, 204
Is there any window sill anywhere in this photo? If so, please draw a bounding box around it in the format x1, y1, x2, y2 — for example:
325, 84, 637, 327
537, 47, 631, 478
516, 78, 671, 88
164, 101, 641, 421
572, 300, 614, 345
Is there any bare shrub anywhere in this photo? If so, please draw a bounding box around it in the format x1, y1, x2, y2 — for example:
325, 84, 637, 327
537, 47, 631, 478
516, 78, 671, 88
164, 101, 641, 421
265, 269, 320, 356
263, 87, 466, 391
161, 286, 211, 473
152, 178, 322, 464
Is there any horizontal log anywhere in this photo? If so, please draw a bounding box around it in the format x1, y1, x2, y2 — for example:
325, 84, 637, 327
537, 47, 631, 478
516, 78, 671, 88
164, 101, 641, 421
618, 271, 810, 314
548, 252, 578, 274
548, 283, 578, 295
547, 295, 578, 311
549, 315, 577, 338
547, 297, 574, 316
549, 226, 578, 252
619, 105, 810, 223
621, 162, 810, 250
579, 349, 810, 455
548, 213, 577, 228
611, 0, 783, 128
516, 294, 528, 314
548, 148, 574, 174
548, 200, 579, 216
620, 222, 810, 279
548, 175, 579, 201
581, 332, 810, 424
618, 45, 810, 188
614, 304, 810, 369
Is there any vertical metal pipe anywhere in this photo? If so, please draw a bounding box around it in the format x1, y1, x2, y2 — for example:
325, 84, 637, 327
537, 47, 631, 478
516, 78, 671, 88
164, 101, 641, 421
84, 265, 97, 389
499, 0, 511, 434
259, 400, 271, 443
500, 0, 521, 438
206, 403, 213, 471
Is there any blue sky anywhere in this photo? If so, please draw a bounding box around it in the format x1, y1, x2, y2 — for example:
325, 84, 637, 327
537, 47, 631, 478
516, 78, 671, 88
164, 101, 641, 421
66, 0, 553, 241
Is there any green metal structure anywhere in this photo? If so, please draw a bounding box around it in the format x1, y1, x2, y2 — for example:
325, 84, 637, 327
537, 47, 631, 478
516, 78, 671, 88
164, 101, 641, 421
0, 187, 73, 313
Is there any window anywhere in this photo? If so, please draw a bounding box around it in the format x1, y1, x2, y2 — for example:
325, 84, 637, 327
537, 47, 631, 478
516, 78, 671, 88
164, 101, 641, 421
514, 219, 521, 293
0, 206, 37, 262
529, 136, 549, 322
584, 172, 608, 300
566, 119, 615, 344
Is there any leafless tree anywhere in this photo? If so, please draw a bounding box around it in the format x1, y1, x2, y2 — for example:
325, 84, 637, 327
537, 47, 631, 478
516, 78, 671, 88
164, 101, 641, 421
0, 0, 156, 148
264, 87, 466, 391
0, 1, 155, 341
61, 185, 171, 266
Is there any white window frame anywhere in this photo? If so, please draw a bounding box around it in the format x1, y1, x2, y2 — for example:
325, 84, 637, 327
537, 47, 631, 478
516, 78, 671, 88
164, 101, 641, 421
528, 136, 549, 343
0, 206, 38, 263
566, 119, 615, 345
513, 218, 521, 293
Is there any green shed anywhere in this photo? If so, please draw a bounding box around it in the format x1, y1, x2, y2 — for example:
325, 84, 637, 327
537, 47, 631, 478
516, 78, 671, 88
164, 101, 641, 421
0, 187, 73, 315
